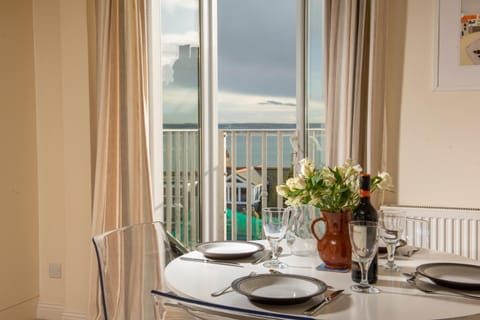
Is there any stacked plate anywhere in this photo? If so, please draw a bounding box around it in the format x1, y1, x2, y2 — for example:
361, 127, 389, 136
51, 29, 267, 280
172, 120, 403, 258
196, 241, 264, 259
416, 263, 480, 290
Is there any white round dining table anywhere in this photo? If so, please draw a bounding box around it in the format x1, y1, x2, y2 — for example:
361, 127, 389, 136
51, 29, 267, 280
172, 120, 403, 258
164, 241, 480, 320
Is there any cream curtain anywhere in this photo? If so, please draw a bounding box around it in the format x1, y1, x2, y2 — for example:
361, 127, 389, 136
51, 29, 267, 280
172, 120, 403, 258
88, 0, 154, 318
324, 0, 387, 207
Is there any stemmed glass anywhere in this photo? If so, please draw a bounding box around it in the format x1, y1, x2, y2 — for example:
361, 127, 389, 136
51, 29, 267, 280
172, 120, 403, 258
349, 221, 380, 294
379, 209, 406, 272
262, 207, 289, 269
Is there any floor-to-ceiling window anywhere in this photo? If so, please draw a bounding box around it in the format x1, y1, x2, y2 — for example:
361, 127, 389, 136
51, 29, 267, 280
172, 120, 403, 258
154, 0, 325, 247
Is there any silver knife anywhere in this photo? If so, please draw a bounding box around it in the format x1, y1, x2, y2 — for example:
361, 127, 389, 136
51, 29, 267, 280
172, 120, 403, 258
303, 289, 344, 315
180, 257, 244, 268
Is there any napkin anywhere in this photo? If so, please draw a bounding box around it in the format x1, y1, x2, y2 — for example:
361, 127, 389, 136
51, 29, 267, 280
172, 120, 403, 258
396, 245, 420, 257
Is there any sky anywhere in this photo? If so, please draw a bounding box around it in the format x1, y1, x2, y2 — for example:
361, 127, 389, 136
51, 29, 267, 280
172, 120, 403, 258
217, 0, 296, 97
161, 0, 323, 125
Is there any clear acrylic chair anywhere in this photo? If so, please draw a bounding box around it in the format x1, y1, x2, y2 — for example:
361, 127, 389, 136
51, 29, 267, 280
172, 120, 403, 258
150, 290, 316, 320
92, 221, 178, 320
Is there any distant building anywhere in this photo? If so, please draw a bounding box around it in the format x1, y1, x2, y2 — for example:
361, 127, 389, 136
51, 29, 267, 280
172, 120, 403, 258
225, 162, 290, 214
226, 166, 263, 214
171, 44, 199, 88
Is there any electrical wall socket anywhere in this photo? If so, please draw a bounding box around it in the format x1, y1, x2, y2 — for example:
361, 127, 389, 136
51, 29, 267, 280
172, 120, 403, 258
48, 263, 62, 279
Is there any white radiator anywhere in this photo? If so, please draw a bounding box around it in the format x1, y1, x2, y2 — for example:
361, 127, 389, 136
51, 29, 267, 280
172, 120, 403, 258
381, 205, 480, 260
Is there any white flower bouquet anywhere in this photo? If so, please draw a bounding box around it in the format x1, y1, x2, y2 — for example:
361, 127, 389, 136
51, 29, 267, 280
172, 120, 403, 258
276, 159, 393, 213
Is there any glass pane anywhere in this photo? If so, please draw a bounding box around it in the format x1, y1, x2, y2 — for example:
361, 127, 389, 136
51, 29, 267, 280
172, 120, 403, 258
161, 0, 200, 248
306, 0, 326, 167
218, 0, 297, 126
218, 0, 297, 240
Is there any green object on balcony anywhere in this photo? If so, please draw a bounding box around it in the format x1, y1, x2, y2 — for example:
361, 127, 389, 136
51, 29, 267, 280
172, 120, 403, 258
226, 208, 262, 240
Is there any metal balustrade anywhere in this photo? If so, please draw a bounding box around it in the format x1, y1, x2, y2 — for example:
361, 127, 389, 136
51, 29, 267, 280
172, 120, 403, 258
162, 128, 325, 248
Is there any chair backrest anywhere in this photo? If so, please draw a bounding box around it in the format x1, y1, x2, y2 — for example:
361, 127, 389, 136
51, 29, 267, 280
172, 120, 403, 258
150, 290, 316, 320
151, 291, 239, 320
92, 222, 175, 320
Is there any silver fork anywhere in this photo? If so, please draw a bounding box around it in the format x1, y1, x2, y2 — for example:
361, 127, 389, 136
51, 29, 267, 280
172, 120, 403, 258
407, 278, 480, 299
210, 271, 256, 297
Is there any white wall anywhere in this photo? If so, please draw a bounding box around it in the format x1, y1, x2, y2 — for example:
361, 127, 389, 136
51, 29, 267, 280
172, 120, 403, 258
33, 0, 92, 318
0, 1, 39, 319
388, 0, 480, 208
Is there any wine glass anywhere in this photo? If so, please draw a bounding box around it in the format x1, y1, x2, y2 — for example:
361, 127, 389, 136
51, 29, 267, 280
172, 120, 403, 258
349, 221, 380, 294
262, 207, 289, 269
379, 209, 406, 272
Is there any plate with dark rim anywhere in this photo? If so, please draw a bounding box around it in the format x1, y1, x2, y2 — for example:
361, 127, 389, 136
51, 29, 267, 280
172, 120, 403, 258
416, 263, 480, 290
196, 241, 264, 260
231, 274, 327, 305
378, 239, 407, 254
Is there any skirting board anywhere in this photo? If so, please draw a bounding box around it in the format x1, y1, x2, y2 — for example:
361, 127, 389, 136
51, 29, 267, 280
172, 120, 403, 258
62, 312, 87, 320
37, 303, 86, 320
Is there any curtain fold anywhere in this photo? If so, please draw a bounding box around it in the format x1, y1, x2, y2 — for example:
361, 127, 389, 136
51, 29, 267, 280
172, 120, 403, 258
324, 0, 359, 167
88, 0, 153, 318
324, 0, 387, 207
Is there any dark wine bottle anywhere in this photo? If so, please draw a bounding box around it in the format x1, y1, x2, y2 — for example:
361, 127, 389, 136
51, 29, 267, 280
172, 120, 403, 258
351, 173, 378, 284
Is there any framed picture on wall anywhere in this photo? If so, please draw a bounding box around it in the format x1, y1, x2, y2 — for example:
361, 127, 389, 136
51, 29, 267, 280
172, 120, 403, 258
434, 0, 480, 90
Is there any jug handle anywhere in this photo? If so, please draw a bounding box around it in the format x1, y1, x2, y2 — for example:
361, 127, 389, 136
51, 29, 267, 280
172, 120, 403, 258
310, 217, 326, 242
284, 206, 298, 228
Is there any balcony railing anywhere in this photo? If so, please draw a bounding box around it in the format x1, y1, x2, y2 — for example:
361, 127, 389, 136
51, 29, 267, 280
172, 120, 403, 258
163, 127, 325, 248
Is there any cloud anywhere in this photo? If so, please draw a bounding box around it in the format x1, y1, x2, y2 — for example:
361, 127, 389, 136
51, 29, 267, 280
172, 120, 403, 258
162, 87, 199, 124
162, 87, 325, 125
162, 0, 198, 14
162, 87, 298, 124
258, 100, 296, 107
218, 91, 296, 124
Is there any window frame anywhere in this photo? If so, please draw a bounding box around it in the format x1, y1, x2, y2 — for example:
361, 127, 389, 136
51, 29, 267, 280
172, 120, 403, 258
150, 0, 311, 242
198, 0, 308, 241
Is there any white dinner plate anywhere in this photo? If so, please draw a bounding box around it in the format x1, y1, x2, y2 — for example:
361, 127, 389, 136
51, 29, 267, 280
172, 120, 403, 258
196, 241, 264, 259
416, 263, 480, 290
231, 274, 327, 304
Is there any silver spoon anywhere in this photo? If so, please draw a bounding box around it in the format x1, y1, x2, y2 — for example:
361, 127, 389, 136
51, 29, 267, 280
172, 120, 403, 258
210, 271, 256, 297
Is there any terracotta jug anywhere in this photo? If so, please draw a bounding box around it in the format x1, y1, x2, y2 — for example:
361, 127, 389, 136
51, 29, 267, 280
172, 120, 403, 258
310, 210, 352, 269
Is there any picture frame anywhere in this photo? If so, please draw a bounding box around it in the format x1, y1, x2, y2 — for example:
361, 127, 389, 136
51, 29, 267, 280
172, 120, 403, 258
434, 0, 480, 91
